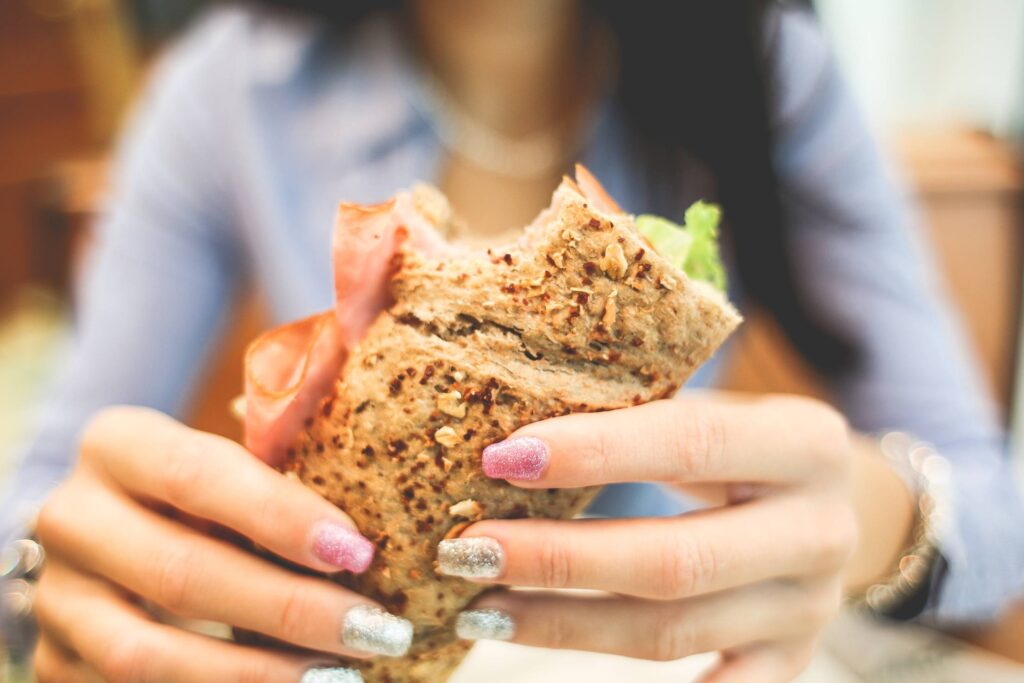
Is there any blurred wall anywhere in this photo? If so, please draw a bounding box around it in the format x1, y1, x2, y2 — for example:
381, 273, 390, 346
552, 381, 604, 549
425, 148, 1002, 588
0, 0, 139, 298
816, 0, 1024, 138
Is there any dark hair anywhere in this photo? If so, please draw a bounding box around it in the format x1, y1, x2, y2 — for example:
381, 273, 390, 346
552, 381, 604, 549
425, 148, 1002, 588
249, 0, 856, 376
600, 0, 855, 375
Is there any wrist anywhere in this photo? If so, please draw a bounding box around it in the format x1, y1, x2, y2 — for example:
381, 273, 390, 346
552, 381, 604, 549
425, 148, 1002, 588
843, 434, 917, 592
845, 433, 952, 617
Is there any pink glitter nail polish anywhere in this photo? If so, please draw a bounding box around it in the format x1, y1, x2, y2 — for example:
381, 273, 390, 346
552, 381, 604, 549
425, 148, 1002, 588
482, 437, 548, 481
313, 522, 375, 573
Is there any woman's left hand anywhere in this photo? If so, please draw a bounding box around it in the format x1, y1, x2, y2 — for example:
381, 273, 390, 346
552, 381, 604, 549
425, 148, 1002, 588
440, 392, 857, 683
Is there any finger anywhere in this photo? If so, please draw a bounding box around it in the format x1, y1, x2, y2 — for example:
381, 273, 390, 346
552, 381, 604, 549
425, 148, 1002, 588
457, 580, 830, 663
698, 638, 818, 683
35, 562, 363, 683
441, 498, 855, 599
480, 395, 847, 488
37, 485, 412, 659
81, 406, 375, 573
34, 636, 101, 683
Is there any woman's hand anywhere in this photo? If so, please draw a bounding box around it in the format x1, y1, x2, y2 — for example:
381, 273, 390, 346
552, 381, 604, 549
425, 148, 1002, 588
33, 406, 412, 683
440, 393, 859, 683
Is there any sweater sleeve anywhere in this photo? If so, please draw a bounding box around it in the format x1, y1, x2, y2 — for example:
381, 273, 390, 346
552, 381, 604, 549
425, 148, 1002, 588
1, 12, 247, 542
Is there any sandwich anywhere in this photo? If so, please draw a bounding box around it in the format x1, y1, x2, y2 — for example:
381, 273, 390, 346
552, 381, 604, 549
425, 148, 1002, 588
240, 166, 741, 681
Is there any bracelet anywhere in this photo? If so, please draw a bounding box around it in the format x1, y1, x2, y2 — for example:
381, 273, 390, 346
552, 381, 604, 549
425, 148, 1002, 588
848, 432, 954, 616
1, 520, 45, 665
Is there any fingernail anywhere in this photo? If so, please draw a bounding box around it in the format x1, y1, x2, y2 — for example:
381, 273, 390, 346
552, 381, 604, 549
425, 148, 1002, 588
301, 666, 364, 682
482, 436, 548, 480
313, 522, 375, 573
342, 604, 413, 657
437, 537, 503, 579
456, 608, 516, 641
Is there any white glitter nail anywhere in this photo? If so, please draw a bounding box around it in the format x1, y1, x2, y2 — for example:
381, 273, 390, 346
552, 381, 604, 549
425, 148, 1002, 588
301, 667, 363, 683
456, 608, 516, 641
437, 537, 503, 579
342, 604, 413, 657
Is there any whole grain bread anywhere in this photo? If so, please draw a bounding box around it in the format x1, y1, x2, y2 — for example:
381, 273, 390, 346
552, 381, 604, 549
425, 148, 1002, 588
274, 181, 740, 681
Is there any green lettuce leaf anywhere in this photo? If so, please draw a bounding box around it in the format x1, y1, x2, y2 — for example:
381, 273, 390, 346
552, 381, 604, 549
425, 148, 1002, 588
635, 200, 726, 290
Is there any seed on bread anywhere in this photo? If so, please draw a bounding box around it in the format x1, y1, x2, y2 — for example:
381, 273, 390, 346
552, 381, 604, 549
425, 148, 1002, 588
599, 242, 629, 279
448, 499, 483, 520
437, 391, 467, 418
602, 292, 618, 328
434, 426, 460, 447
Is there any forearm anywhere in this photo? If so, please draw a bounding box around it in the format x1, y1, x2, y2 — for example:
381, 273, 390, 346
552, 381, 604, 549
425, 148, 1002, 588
842, 434, 916, 593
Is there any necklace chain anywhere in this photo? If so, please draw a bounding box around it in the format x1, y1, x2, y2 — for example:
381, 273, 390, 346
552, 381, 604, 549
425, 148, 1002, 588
417, 70, 579, 179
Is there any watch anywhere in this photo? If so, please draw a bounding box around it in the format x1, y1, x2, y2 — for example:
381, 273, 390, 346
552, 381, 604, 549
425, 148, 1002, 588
848, 432, 953, 619
1, 522, 45, 671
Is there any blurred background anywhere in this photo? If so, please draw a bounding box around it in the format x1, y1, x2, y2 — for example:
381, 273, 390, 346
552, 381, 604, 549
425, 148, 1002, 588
1, 0, 1023, 680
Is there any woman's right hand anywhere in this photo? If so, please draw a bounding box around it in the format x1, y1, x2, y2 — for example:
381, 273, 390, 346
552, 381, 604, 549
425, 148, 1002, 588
32, 406, 409, 682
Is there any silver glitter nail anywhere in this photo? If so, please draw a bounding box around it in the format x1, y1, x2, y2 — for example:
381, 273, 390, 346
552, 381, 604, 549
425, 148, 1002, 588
342, 604, 413, 657
437, 537, 503, 579
456, 608, 516, 641
300, 667, 364, 683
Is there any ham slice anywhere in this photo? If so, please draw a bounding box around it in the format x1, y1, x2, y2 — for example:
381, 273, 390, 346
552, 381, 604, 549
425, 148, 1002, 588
331, 199, 404, 350
332, 195, 453, 348
244, 311, 345, 464
245, 193, 449, 463
574, 163, 623, 214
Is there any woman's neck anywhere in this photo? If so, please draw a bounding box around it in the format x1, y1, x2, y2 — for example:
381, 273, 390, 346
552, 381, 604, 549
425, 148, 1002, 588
411, 0, 584, 138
